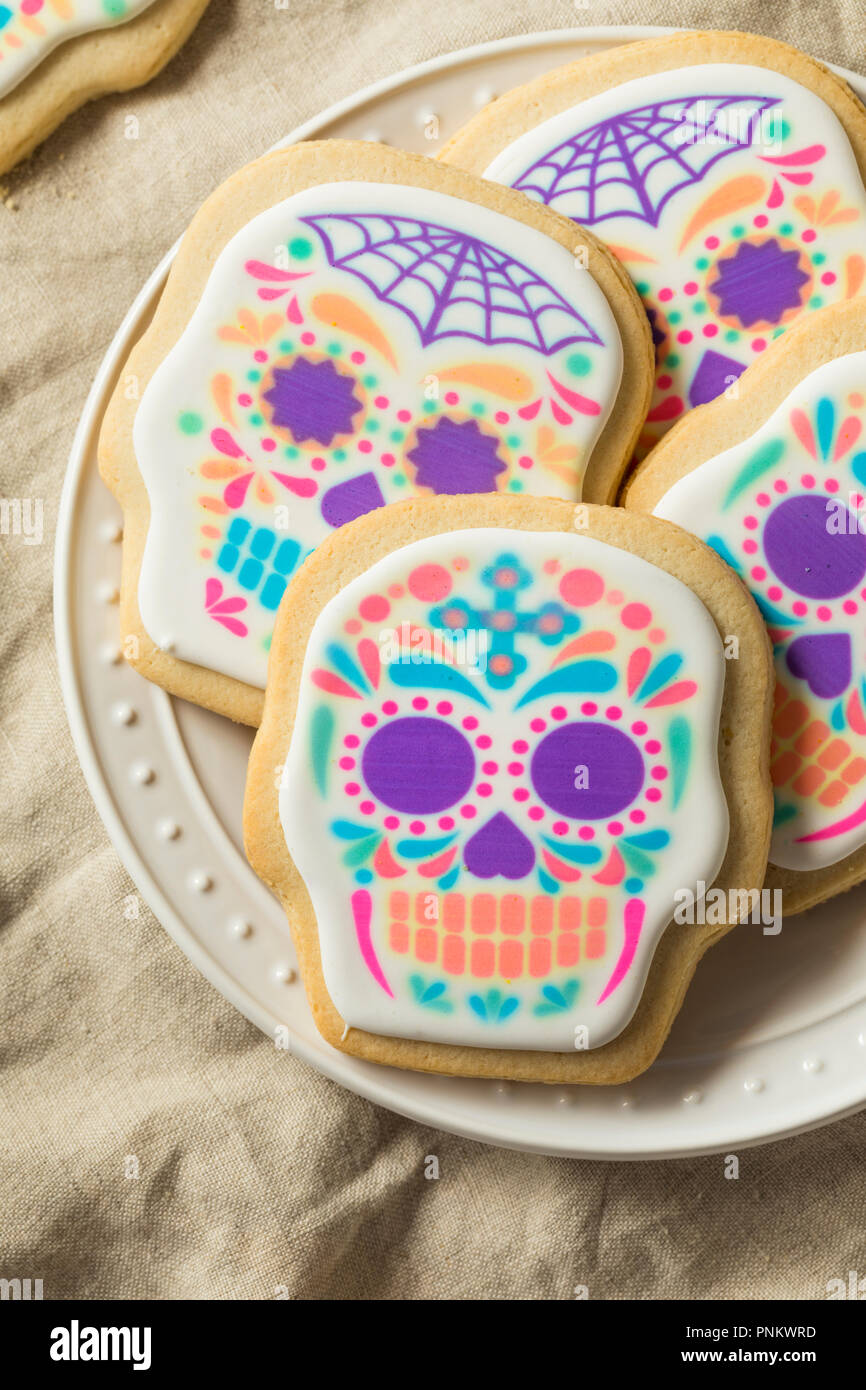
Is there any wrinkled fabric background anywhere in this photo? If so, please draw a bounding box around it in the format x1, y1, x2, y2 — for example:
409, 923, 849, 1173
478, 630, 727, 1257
2, 0, 865, 1301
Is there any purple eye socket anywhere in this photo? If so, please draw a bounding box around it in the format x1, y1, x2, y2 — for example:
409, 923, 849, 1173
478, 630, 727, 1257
763, 493, 866, 599
361, 716, 475, 814
530, 721, 644, 820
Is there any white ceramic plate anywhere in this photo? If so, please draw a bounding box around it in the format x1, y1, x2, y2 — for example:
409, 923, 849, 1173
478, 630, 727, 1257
55, 26, 866, 1158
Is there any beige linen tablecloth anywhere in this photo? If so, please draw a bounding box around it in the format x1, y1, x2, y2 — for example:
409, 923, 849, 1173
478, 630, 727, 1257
2, 0, 865, 1301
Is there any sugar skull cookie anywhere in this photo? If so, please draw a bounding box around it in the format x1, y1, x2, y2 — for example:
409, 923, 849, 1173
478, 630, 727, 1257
439, 30, 866, 459
100, 141, 652, 725
244, 495, 772, 1084
0, 0, 210, 175
627, 298, 866, 915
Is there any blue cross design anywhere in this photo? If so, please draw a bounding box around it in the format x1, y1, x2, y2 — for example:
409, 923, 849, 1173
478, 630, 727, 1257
429, 552, 579, 690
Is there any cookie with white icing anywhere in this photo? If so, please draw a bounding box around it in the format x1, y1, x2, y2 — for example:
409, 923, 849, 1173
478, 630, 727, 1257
439, 29, 866, 460
627, 298, 866, 916
244, 495, 772, 1084
99, 141, 652, 725
0, 0, 209, 174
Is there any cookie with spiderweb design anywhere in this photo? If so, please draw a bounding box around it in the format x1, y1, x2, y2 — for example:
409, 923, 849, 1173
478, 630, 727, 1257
441, 32, 866, 460
101, 142, 651, 724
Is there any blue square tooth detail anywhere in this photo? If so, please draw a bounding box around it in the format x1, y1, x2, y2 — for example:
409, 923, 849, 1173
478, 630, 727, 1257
217, 544, 239, 575
237, 558, 264, 590
227, 517, 251, 545
260, 574, 287, 611
250, 527, 276, 561
273, 539, 301, 575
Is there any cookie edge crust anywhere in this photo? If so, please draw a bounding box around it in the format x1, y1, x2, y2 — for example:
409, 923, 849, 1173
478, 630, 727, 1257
437, 28, 866, 186
625, 298, 866, 915
243, 494, 773, 1085
98, 139, 653, 726
0, 0, 211, 176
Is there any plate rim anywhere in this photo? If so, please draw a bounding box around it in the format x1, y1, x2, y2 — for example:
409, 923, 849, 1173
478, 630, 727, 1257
54, 23, 866, 1160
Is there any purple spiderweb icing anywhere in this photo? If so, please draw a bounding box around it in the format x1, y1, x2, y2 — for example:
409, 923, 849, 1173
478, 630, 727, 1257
301, 212, 602, 353
511, 95, 780, 227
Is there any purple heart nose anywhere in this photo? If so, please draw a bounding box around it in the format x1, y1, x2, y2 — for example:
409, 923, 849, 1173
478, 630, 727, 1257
785, 632, 852, 700
463, 811, 536, 880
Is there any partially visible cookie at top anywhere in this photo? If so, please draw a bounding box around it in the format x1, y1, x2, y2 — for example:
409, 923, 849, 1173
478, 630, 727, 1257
99, 139, 652, 726
439, 29, 866, 460
626, 297, 866, 916
243, 494, 773, 1085
0, 0, 211, 175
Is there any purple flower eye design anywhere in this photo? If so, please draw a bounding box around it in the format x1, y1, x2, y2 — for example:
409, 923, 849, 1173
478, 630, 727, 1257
361, 716, 476, 814
530, 721, 645, 820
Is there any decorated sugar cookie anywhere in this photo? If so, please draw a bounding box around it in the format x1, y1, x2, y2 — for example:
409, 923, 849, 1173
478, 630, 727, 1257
627, 298, 866, 914
100, 141, 652, 725
0, 0, 210, 175
244, 496, 772, 1085
439, 30, 866, 458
